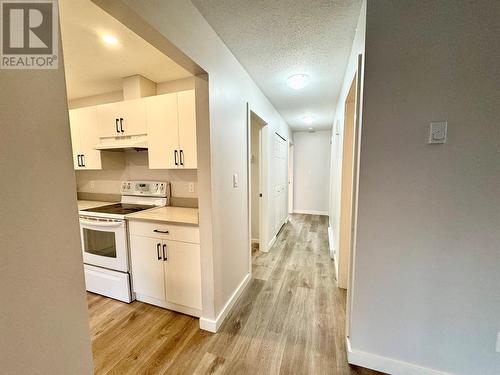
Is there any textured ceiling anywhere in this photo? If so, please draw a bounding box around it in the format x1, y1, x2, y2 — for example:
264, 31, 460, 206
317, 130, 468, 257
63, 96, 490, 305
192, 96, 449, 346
191, 0, 362, 131
60, 0, 192, 100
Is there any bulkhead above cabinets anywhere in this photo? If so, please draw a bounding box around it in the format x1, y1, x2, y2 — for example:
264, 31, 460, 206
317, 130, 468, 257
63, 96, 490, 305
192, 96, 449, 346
67, 89, 197, 170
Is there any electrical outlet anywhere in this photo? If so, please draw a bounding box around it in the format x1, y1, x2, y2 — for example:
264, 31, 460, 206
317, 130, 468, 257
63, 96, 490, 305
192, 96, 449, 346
89, 181, 95, 189
496, 332, 500, 353
188, 182, 195, 193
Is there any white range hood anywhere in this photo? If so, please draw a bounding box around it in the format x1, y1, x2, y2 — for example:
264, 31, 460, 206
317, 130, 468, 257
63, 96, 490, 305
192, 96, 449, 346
94, 134, 148, 152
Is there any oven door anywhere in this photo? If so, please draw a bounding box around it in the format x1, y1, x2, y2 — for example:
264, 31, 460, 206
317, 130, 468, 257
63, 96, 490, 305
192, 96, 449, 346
79, 216, 128, 272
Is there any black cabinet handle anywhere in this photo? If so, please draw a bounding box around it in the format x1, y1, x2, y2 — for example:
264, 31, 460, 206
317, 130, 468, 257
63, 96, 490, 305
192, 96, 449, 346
115, 118, 119, 133
77, 154, 82, 167
153, 229, 169, 234
120, 118, 124, 133
81, 154, 85, 167
162, 244, 167, 261
180, 150, 184, 166
174, 150, 178, 166
156, 243, 161, 260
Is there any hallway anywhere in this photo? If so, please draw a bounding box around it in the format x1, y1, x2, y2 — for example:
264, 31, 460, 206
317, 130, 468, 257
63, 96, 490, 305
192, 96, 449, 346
88, 214, 382, 374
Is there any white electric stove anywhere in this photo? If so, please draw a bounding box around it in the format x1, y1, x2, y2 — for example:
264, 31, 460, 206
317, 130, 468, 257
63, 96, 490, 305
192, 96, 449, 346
78, 180, 170, 302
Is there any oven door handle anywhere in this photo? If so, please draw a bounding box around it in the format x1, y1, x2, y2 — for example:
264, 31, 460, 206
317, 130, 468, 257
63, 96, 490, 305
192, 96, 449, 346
79, 219, 124, 228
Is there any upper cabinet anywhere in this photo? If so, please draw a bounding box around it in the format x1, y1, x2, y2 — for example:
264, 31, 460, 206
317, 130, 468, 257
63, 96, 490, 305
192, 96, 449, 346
69, 107, 102, 170
147, 90, 197, 169
68, 89, 197, 171
97, 98, 147, 138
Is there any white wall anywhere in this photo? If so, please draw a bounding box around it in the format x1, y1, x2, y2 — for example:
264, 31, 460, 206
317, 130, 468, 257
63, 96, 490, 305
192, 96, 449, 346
350, 1, 500, 374
250, 119, 261, 241
293, 130, 331, 215
0, 38, 93, 373
101, 0, 292, 319
329, 1, 366, 264
76, 152, 198, 198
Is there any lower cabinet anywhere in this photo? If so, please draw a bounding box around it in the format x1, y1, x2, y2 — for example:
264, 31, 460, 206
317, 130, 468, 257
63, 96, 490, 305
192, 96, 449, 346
128, 222, 202, 317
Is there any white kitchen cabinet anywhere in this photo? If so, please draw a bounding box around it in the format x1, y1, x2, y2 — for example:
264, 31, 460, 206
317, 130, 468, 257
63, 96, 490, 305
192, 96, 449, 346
147, 90, 197, 169
97, 98, 147, 138
177, 90, 197, 169
163, 240, 202, 309
129, 235, 165, 301
69, 107, 102, 170
146, 93, 179, 169
128, 221, 202, 316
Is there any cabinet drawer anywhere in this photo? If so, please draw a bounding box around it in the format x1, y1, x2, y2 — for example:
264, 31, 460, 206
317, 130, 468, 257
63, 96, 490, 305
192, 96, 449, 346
128, 220, 199, 244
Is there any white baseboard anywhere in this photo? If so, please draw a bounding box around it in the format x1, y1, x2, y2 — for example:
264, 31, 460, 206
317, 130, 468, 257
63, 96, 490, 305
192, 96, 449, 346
293, 209, 329, 216
199, 273, 251, 333
327, 226, 335, 259
346, 337, 448, 375
265, 234, 277, 252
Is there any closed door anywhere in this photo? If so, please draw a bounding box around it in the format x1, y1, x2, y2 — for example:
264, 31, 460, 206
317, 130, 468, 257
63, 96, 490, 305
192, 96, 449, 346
98, 99, 147, 138
177, 90, 197, 169
129, 235, 165, 301
163, 240, 202, 309
146, 93, 179, 169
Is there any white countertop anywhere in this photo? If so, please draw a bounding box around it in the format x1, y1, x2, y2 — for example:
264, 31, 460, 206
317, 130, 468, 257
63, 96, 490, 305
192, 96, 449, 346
126, 206, 199, 226
77, 200, 114, 211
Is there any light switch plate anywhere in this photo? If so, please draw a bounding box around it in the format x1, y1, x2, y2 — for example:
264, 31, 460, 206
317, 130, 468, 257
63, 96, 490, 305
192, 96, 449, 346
428, 121, 447, 144
232, 174, 238, 188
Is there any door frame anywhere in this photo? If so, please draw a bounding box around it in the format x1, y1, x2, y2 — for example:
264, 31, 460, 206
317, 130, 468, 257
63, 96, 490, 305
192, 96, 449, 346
246, 104, 269, 274
346, 54, 364, 338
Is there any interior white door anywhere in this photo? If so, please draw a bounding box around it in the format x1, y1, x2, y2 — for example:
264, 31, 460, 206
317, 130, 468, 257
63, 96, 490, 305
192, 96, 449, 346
146, 93, 179, 169
163, 240, 202, 309
272, 134, 288, 233
129, 235, 165, 301
177, 90, 197, 169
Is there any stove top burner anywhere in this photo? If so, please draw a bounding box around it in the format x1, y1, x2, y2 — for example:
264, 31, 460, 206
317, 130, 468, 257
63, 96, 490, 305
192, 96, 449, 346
83, 203, 155, 216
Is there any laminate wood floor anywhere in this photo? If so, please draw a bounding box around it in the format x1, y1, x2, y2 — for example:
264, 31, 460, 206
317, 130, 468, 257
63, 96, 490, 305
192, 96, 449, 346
87, 214, 383, 375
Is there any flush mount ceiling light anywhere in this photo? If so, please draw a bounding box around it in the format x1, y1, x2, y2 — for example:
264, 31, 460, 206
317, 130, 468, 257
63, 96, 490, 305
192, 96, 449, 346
286, 74, 310, 90
101, 34, 119, 46
302, 115, 315, 124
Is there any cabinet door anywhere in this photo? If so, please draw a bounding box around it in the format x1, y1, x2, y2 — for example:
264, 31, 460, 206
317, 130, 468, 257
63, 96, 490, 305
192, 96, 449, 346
77, 106, 101, 170
121, 98, 147, 136
68, 110, 82, 170
163, 240, 201, 309
97, 99, 147, 138
146, 93, 179, 169
177, 90, 197, 169
97, 102, 122, 138
129, 235, 165, 301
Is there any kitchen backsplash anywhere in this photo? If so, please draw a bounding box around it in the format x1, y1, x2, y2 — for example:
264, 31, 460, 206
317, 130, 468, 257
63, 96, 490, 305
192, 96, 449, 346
76, 151, 198, 199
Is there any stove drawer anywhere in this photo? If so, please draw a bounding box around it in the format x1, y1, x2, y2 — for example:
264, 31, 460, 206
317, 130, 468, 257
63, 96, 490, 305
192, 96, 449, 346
128, 220, 200, 244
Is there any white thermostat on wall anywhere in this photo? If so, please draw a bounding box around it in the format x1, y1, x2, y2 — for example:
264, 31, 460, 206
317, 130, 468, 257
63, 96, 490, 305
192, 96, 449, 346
428, 121, 447, 144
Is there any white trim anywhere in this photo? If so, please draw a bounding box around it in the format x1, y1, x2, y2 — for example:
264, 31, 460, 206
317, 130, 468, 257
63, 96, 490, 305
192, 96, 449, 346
199, 273, 251, 332
293, 209, 329, 216
251, 238, 259, 244
327, 226, 335, 259
264, 233, 277, 252
346, 337, 449, 375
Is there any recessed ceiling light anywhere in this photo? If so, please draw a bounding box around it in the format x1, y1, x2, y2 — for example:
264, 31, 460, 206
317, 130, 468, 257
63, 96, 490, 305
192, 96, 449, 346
303, 115, 315, 124
286, 74, 310, 90
102, 34, 119, 46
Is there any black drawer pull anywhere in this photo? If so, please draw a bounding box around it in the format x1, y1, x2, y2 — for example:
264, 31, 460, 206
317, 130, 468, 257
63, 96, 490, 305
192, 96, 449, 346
153, 229, 169, 234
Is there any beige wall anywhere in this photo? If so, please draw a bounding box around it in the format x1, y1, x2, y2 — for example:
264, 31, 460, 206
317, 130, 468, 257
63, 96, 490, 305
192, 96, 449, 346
76, 152, 198, 198
350, 1, 500, 374
0, 39, 93, 373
